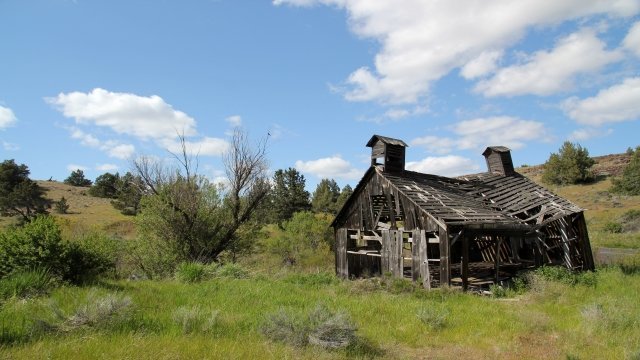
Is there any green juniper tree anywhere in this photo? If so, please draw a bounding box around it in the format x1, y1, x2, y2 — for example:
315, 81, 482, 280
64, 169, 92, 187
611, 146, 640, 195
0, 159, 50, 222
89, 172, 120, 198
542, 141, 595, 185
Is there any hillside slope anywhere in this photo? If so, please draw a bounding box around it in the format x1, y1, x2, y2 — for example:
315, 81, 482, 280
36, 180, 136, 239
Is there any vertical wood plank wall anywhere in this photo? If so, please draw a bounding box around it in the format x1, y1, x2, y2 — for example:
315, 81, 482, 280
439, 228, 450, 286
576, 212, 595, 270
336, 228, 348, 278
381, 230, 390, 273
411, 230, 421, 282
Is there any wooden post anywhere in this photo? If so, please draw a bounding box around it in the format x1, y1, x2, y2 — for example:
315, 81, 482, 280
439, 227, 450, 286
576, 212, 595, 270
494, 237, 502, 285
336, 228, 348, 279
388, 230, 402, 278
384, 187, 397, 230
462, 233, 469, 291
559, 216, 574, 269
412, 229, 420, 282
420, 230, 431, 290
381, 230, 390, 274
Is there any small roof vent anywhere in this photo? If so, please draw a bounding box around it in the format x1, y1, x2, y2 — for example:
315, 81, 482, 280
366, 135, 408, 173
482, 146, 515, 176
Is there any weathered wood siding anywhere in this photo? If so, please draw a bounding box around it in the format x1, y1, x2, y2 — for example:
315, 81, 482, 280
335, 228, 348, 278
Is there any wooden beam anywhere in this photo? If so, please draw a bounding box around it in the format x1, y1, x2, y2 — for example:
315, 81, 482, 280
336, 228, 349, 279
462, 233, 469, 291
559, 216, 574, 269
384, 185, 397, 230
381, 230, 390, 273
411, 229, 420, 282
576, 212, 595, 270
420, 230, 431, 290
494, 237, 502, 285
390, 230, 403, 278
439, 226, 450, 286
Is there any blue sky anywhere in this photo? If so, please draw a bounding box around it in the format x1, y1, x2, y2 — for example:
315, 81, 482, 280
1, 0, 639, 191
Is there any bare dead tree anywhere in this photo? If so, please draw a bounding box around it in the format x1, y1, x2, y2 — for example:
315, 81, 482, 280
131, 129, 269, 266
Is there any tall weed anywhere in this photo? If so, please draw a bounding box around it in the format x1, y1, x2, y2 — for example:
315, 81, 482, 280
172, 306, 220, 334
0, 268, 56, 301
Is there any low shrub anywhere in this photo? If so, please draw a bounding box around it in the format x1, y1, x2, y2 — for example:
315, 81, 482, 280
66, 293, 132, 329
42, 291, 133, 332
603, 221, 623, 234
0, 268, 56, 301
308, 306, 357, 349
65, 232, 119, 284
261, 304, 357, 349
416, 306, 448, 330
213, 263, 249, 279
533, 266, 597, 287
618, 254, 640, 275
620, 209, 640, 232
260, 309, 308, 347
0, 217, 118, 285
0, 216, 68, 279
172, 306, 220, 334
175, 262, 208, 283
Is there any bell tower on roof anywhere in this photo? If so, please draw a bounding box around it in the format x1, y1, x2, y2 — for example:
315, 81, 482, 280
366, 135, 408, 173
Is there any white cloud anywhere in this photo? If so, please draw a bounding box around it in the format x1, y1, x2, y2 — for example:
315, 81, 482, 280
2, 141, 19, 151
47, 88, 197, 140
107, 143, 136, 159
411, 116, 550, 154
70, 128, 101, 147
162, 137, 229, 157
475, 29, 623, 97
276, 0, 639, 104
460, 50, 503, 79
406, 155, 480, 177
68, 127, 135, 159
0, 105, 17, 129
623, 21, 640, 57
96, 163, 119, 172
569, 127, 614, 141
67, 164, 88, 172
295, 156, 362, 180
453, 117, 551, 150
410, 136, 456, 155
225, 115, 242, 127
563, 77, 640, 126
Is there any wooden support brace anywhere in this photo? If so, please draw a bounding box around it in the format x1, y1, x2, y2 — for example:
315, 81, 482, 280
462, 233, 469, 291
439, 227, 450, 286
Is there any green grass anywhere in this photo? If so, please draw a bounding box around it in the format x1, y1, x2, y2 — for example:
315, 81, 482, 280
1, 267, 639, 359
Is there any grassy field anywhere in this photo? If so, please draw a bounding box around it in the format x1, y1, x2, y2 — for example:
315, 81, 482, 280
1, 155, 640, 359
1, 267, 639, 359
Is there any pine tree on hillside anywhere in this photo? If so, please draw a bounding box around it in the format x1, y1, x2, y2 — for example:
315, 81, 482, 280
611, 146, 640, 195
64, 169, 92, 187
542, 141, 595, 185
0, 159, 51, 222
89, 172, 120, 198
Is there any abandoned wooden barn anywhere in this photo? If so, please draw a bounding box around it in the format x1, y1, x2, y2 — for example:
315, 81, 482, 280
332, 135, 594, 290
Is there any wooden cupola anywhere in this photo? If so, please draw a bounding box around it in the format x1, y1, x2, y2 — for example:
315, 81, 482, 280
482, 146, 515, 176
366, 135, 408, 173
